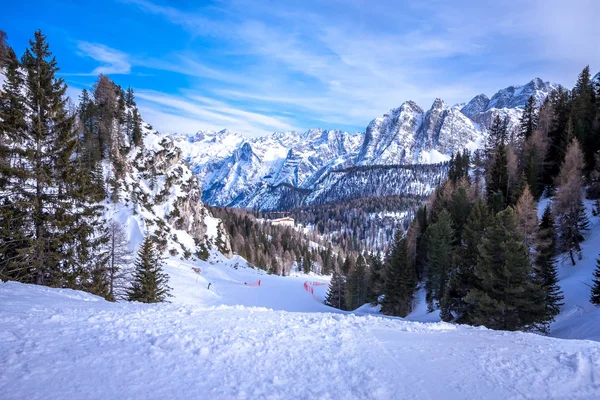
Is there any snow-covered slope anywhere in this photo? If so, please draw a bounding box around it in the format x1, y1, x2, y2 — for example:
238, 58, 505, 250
2, 278, 600, 399
170, 78, 556, 210
105, 128, 231, 261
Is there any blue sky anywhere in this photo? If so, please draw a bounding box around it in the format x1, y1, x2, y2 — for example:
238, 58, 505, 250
2, 0, 599, 137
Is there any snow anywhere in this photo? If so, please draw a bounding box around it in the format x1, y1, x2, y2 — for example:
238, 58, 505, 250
2, 280, 600, 400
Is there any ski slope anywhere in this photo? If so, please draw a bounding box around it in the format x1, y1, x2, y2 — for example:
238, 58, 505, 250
161, 254, 332, 312
1, 281, 600, 400
3, 197, 600, 399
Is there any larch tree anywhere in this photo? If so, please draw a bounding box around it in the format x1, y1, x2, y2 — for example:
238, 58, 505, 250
514, 184, 539, 252
554, 139, 588, 265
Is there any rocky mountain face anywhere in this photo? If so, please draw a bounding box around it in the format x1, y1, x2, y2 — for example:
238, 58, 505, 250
111, 130, 232, 258
169, 78, 557, 211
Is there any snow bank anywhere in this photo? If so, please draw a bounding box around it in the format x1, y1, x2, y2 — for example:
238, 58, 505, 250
1, 281, 600, 400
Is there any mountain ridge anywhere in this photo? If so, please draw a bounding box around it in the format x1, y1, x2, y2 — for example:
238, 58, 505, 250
168, 78, 557, 210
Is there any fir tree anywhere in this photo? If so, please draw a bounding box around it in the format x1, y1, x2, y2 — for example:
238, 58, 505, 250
14, 30, 101, 286
128, 236, 171, 303
366, 253, 384, 303
519, 96, 538, 140
346, 254, 368, 310
446, 199, 492, 322
131, 108, 143, 147
534, 205, 564, 319
464, 207, 548, 331
484, 114, 508, 162
0, 46, 29, 281
487, 141, 509, 213
325, 270, 347, 310
381, 230, 416, 317
424, 209, 454, 312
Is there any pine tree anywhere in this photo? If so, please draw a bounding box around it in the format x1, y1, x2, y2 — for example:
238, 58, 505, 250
464, 207, 548, 331
534, 205, 564, 319
590, 256, 600, 306
128, 236, 171, 303
424, 209, 454, 312
381, 230, 416, 317
325, 270, 347, 310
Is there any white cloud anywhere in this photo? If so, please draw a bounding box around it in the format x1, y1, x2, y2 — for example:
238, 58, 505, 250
81, 0, 599, 137
75, 42, 131, 75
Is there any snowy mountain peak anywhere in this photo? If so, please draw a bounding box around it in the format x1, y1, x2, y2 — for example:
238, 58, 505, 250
487, 77, 555, 110
461, 94, 490, 119
166, 77, 556, 209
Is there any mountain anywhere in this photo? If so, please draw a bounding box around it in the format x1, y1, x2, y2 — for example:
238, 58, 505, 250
169, 78, 557, 211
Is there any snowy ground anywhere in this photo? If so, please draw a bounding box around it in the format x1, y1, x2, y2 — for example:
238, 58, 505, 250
1, 281, 600, 400
3, 196, 600, 398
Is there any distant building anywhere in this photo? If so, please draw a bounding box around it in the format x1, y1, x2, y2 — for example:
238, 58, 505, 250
271, 217, 295, 227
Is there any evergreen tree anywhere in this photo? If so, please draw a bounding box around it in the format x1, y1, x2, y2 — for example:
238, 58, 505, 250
519, 96, 538, 140
487, 141, 509, 213
381, 230, 416, 317
325, 270, 346, 310
543, 86, 571, 188
484, 114, 508, 163
9, 30, 103, 286
128, 236, 171, 303
590, 256, 600, 306
424, 209, 454, 312
366, 253, 383, 303
534, 205, 564, 319
131, 108, 143, 147
464, 207, 548, 331
0, 46, 29, 281
346, 254, 368, 310
446, 199, 492, 322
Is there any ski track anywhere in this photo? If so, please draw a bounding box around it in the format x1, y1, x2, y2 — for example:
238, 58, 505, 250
1, 282, 600, 400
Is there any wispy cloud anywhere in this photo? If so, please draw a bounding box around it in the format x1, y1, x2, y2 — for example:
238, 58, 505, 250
135, 90, 296, 136
72, 42, 131, 75
71, 0, 599, 137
